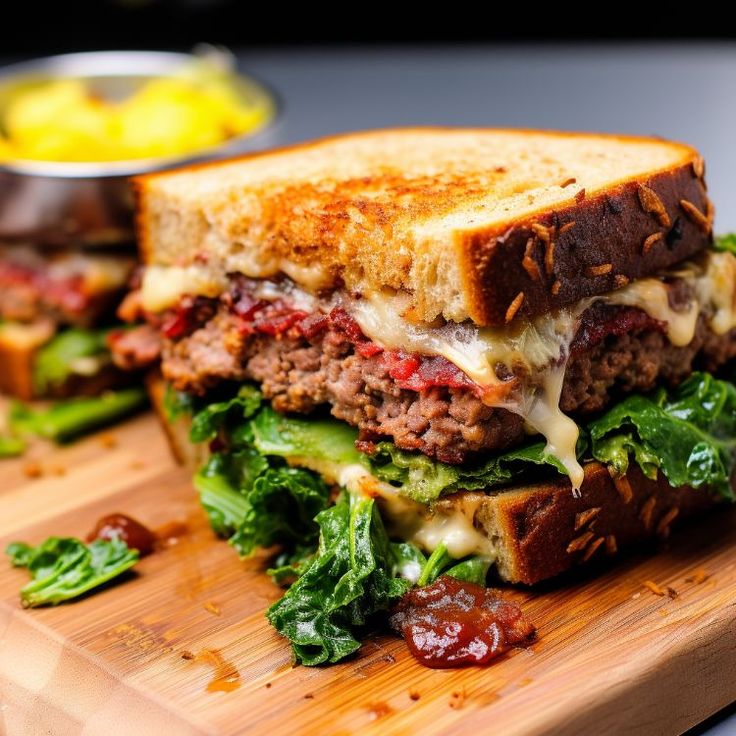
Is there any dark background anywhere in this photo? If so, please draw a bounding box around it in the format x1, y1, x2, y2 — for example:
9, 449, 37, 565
7, 0, 736, 56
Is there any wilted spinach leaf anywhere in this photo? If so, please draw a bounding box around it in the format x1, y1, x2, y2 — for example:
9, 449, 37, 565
6, 536, 138, 607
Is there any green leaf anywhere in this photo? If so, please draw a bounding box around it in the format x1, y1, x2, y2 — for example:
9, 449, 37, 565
5, 536, 139, 607
589, 373, 736, 500
229, 467, 330, 557
8, 388, 147, 442
32, 328, 110, 395
189, 385, 263, 443
367, 439, 573, 503
715, 233, 736, 254
444, 557, 492, 586
163, 383, 197, 422
6, 541, 33, 567
267, 545, 315, 586
390, 542, 426, 583
194, 454, 252, 537
0, 434, 26, 457
267, 494, 411, 665
251, 406, 362, 466
194, 448, 330, 559
416, 543, 453, 587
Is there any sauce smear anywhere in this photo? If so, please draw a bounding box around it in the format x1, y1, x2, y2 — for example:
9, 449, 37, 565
87, 513, 156, 556
390, 575, 535, 668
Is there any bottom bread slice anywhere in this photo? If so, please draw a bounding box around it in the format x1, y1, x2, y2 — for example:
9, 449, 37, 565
146, 371, 718, 585
479, 462, 716, 584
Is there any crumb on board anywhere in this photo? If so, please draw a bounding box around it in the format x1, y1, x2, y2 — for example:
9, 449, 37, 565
449, 689, 466, 710
99, 433, 117, 449
204, 601, 222, 616
643, 580, 665, 597
409, 689, 421, 701
265, 682, 272, 689
23, 462, 43, 478
666, 587, 678, 600
685, 568, 709, 584
366, 702, 393, 719
304, 693, 314, 700
181, 650, 195, 660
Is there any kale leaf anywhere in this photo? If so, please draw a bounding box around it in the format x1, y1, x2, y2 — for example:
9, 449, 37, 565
6, 536, 138, 607
589, 373, 736, 500
266, 493, 411, 665
251, 406, 362, 466
715, 233, 736, 254
189, 385, 263, 443
367, 439, 571, 503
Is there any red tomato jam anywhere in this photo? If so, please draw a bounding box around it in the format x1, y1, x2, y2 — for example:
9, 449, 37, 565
390, 575, 535, 668
87, 513, 156, 556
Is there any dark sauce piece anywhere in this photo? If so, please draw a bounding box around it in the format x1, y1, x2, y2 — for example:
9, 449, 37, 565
87, 513, 156, 556
390, 575, 535, 668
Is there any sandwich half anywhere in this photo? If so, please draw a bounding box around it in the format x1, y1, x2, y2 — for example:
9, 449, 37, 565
0, 244, 136, 399
114, 129, 736, 663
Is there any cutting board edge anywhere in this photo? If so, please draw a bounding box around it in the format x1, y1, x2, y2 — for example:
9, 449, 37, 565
0, 601, 213, 736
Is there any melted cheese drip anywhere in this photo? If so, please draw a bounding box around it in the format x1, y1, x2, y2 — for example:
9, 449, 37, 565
351, 293, 587, 492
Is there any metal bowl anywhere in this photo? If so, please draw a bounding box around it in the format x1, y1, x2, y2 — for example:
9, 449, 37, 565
0, 49, 279, 248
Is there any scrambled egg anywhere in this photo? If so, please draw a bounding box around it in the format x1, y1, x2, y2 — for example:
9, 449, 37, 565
0, 65, 272, 163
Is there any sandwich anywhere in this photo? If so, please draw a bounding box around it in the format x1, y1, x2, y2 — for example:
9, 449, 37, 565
0, 243, 136, 399
113, 129, 736, 665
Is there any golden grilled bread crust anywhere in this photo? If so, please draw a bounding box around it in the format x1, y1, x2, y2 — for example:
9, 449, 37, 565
133, 127, 712, 326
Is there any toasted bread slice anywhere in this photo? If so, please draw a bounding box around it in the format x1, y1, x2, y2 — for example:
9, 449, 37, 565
134, 128, 711, 326
482, 462, 715, 584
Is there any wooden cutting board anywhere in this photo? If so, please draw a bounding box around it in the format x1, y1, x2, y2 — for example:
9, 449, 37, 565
1, 410, 734, 736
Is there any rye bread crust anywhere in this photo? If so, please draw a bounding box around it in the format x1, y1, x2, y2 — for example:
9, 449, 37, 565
132, 128, 712, 327
463, 167, 712, 325
482, 462, 716, 584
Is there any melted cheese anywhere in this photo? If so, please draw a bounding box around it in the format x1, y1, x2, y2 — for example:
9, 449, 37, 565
697, 251, 736, 335
141, 265, 227, 312
289, 458, 495, 559
348, 253, 736, 493
605, 279, 699, 347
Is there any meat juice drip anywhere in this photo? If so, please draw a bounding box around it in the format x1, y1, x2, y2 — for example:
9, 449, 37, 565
194, 649, 241, 692
390, 575, 535, 668
87, 513, 156, 556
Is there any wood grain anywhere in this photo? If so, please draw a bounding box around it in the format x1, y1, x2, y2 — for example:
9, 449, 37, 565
0, 411, 734, 736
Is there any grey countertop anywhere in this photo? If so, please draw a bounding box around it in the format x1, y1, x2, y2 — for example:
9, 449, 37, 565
235, 43, 735, 735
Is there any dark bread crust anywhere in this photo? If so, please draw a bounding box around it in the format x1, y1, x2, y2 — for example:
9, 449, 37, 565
462, 165, 712, 324
486, 462, 716, 584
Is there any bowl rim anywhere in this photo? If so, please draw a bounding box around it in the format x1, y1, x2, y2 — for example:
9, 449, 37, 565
0, 49, 280, 179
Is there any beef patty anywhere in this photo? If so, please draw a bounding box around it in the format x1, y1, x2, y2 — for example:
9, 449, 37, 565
115, 293, 736, 465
